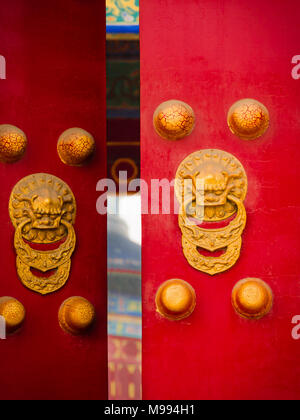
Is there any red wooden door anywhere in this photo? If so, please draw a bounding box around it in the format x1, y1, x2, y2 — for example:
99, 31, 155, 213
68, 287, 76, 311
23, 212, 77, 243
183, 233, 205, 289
141, 0, 300, 399
0, 0, 107, 400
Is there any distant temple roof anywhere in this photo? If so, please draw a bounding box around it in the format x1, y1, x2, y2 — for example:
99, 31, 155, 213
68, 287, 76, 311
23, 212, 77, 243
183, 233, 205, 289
108, 215, 141, 272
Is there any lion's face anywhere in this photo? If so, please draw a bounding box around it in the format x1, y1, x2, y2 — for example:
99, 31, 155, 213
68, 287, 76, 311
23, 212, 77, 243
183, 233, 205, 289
30, 187, 63, 229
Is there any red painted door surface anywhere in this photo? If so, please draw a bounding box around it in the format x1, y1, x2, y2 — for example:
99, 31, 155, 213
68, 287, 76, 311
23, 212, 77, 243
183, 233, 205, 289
141, 0, 300, 399
0, 1, 107, 400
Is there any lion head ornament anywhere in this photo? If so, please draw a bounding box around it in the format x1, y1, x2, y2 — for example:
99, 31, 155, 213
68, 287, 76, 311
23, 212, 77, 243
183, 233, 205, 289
9, 173, 76, 294
175, 149, 247, 275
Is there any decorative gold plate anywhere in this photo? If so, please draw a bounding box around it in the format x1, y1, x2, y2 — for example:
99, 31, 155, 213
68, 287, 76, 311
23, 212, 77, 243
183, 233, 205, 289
9, 173, 76, 295
175, 149, 247, 275
175, 149, 247, 221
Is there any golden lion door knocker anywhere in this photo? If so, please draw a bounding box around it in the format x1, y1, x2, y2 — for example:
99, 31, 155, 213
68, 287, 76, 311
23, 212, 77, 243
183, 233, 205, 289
175, 149, 247, 275
9, 173, 76, 295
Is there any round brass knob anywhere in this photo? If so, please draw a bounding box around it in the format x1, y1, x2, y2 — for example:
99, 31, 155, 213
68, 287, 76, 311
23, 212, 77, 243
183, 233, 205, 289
232, 278, 273, 319
0, 124, 27, 163
57, 128, 95, 166
59, 297, 96, 335
227, 98, 269, 140
0, 297, 26, 334
153, 100, 195, 140
156, 279, 196, 320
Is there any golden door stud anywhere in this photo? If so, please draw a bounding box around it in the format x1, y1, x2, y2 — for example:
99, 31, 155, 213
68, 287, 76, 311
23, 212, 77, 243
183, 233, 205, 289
0, 124, 27, 163
59, 297, 96, 335
156, 279, 196, 320
153, 100, 195, 140
232, 278, 273, 320
227, 99, 269, 140
0, 297, 26, 334
57, 127, 95, 166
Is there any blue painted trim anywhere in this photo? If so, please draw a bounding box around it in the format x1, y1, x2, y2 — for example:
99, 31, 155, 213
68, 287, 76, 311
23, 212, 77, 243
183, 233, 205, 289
107, 25, 139, 34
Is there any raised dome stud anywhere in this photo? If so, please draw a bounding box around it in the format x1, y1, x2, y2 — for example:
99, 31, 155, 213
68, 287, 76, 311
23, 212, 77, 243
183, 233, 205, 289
155, 279, 196, 321
227, 99, 269, 140
57, 128, 95, 166
232, 278, 273, 320
59, 297, 96, 335
0, 124, 27, 163
0, 297, 26, 334
153, 100, 195, 140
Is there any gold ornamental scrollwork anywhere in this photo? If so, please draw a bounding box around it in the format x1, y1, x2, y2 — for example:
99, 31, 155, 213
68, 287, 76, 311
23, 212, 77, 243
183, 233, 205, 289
9, 173, 76, 295
175, 149, 247, 275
